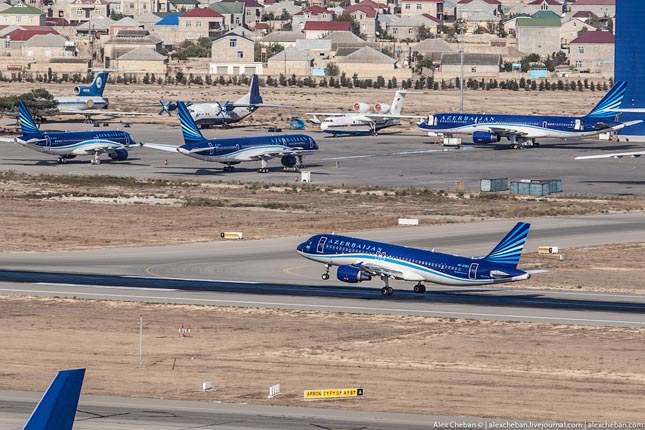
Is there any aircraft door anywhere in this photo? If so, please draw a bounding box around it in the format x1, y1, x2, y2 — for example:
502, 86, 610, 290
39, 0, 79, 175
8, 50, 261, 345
45, 135, 52, 149
542, 121, 548, 129
468, 263, 479, 279
574, 119, 583, 131
316, 236, 328, 254
208, 142, 214, 155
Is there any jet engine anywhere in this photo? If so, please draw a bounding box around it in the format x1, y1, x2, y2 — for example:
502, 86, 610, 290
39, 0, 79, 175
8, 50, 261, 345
337, 265, 372, 283
281, 154, 297, 168
108, 149, 129, 161
353, 102, 370, 113
374, 103, 391, 114
74, 86, 87, 96
85, 99, 95, 108
473, 131, 501, 144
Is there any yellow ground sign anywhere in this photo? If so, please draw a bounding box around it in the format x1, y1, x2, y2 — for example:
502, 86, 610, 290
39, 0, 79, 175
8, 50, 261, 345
304, 388, 364, 399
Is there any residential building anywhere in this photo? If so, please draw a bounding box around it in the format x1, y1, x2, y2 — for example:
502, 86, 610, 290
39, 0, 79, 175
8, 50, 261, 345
343, 3, 378, 41
456, 0, 500, 22
516, 17, 561, 56
209, 1, 244, 31
570, 0, 614, 18
103, 28, 162, 61
382, 13, 440, 41
336, 45, 410, 79
210, 29, 262, 75
66, 0, 110, 25
292, 5, 333, 31
0, 3, 46, 26
111, 45, 167, 74
109, 16, 142, 35
258, 29, 304, 47
266, 46, 309, 75
302, 20, 350, 39
569, 30, 614, 74
222, 0, 263, 28
522, 0, 563, 16
560, 17, 595, 49
178, 7, 225, 40
400, 0, 443, 19
22, 33, 75, 57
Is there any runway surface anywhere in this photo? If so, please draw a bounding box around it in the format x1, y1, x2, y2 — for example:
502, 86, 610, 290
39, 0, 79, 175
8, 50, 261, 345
1, 121, 644, 196
1, 214, 644, 327
0, 390, 534, 430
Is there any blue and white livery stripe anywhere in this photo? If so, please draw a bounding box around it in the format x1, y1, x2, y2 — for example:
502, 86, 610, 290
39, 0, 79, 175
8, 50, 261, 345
177, 101, 205, 144
484, 222, 530, 267
587, 81, 627, 119
18, 101, 40, 136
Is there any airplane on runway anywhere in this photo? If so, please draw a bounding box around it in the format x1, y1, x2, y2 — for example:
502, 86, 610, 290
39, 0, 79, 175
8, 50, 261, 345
23, 368, 85, 430
417, 81, 643, 148
307, 90, 422, 136
54, 71, 144, 120
0, 101, 137, 164
143, 101, 318, 173
297, 222, 534, 296
182, 75, 292, 128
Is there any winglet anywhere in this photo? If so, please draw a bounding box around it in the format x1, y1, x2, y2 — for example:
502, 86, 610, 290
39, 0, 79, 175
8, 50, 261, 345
18, 101, 40, 137
24, 368, 85, 430
484, 222, 531, 268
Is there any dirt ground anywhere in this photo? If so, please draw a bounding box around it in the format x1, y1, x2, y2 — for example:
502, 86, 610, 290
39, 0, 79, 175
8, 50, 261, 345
1, 296, 643, 423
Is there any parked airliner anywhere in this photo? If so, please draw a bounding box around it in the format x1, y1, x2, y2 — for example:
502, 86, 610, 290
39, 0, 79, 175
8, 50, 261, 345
297, 222, 533, 296
185, 75, 292, 128
308, 90, 421, 136
0, 101, 136, 164
23, 368, 85, 430
418, 81, 642, 148
143, 101, 318, 172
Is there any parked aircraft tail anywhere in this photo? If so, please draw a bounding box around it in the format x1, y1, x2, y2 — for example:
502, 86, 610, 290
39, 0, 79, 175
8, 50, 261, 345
235, 75, 263, 106
23, 368, 85, 430
177, 101, 206, 144
18, 101, 40, 137
586, 81, 627, 119
88, 71, 109, 96
483, 222, 530, 268
390, 90, 407, 116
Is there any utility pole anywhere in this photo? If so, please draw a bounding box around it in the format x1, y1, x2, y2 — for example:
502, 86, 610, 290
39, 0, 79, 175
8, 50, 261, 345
459, 13, 466, 113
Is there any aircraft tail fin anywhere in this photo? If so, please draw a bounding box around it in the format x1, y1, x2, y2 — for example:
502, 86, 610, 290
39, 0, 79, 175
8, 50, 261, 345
89, 71, 109, 96
390, 90, 407, 115
248, 75, 262, 105
177, 101, 206, 144
23, 368, 85, 430
18, 101, 40, 137
484, 222, 530, 268
586, 81, 628, 119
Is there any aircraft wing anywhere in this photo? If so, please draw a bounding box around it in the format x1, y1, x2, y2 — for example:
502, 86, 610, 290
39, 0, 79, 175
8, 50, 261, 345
575, 151, 645, 160
364, 114, 426, 120
486, 126, 530, 137
356, 263, 406, 280
141, 143, 180, 153
305, 112, 349, 117
230, 103, 295, 109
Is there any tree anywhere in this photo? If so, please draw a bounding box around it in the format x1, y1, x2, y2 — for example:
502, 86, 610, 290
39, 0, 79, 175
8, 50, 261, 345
254, 42, 284, 62
325, 62, 340, 76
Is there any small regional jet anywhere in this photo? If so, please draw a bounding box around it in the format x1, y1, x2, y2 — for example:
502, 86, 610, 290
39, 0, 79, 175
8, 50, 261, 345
307, 90, 422, 136
54, 70, 144, 120
23, 368, 85, 430
297, 222, 534, 296
0, 101, 137, 164
143, 101, 318, 173
183, 75, 292, 128
418, 81, 642, 148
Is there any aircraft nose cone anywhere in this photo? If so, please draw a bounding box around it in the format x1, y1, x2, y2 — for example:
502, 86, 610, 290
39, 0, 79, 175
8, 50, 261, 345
296, 242, 307, 253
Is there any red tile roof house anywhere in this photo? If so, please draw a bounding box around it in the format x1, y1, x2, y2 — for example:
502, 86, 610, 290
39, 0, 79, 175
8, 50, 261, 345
302, 20, 351, 39
569, 31, 614, 74
344, 3, 378, 41
292, 5, 335, 31
178, 7, 225, 40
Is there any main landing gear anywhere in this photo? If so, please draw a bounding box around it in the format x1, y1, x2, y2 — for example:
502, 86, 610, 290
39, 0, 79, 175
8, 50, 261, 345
321, 264, 331, 280
90, 153, 101, 165
413, 283, 426, 294
380, 275, 394, 296
57, 156, 68, 164
258, 158, 269, 173
223, 164, 236, 172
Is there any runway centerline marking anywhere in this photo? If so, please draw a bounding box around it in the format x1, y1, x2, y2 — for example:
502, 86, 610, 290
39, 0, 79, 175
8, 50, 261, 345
1, 287, 643, 327
33, 282, 177, 292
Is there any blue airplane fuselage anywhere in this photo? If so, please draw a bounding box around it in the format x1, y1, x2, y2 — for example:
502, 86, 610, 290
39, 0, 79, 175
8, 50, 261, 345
297, 234, 529, 286
18, 130, 135, 155
418, 113, 622, 140
179, 134, 318, 162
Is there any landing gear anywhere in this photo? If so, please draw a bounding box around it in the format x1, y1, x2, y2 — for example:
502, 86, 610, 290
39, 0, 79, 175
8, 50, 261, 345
296, 155, 304, 170
321, 264, 331, 280
370, 122, 377, 136
380, 276, 394, 296
57, 156, 67, 164
258, 158, 269, 173
223, 164, 236, 172
413, 283, 426, 294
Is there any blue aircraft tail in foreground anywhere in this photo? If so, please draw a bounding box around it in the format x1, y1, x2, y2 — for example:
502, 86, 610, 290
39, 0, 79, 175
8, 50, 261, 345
24, 368, 85, 430
18, 101, 40, 137
586, 81, 628, 119
177, 100, 206, 144
484, 222, 530, 267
